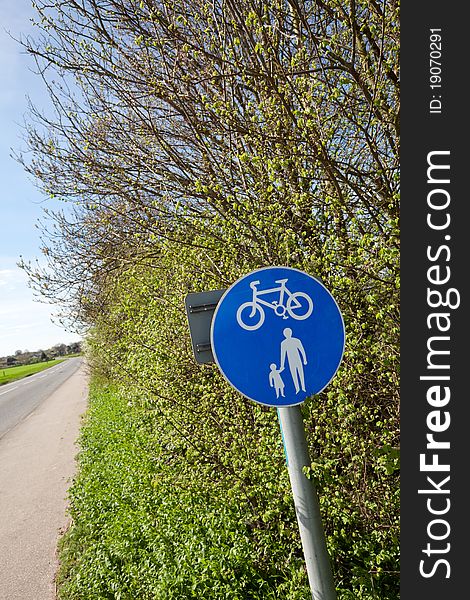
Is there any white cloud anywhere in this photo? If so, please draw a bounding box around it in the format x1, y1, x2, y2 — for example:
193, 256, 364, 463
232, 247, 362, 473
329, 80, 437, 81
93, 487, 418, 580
0, 257, 81, 356
0, 3, 82, 357
0, 267, 23, 288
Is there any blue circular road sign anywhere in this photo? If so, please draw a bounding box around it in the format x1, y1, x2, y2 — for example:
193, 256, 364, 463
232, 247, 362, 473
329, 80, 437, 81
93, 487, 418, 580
211, 266, 345, 407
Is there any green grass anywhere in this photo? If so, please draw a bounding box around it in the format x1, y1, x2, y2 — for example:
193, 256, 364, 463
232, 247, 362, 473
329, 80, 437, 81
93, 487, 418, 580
57, 380, 307, 600
0, 359, 66, 386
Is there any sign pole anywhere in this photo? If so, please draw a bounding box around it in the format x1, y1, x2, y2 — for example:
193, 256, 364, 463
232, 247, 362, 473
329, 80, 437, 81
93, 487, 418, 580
277, 405, 337, 600
206, 266, 345, 599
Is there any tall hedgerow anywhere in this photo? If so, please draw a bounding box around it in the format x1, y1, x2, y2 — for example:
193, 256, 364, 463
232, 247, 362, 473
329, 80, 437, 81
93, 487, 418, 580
20, 1, 399, 597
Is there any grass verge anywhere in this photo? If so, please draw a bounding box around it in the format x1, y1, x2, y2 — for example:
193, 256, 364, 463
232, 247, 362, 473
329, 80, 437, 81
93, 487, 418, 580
56, 380, 310, 600
0, 359, 66, 386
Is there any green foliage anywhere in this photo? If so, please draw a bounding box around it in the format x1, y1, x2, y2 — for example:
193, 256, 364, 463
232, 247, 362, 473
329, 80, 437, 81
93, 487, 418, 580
0, 359, 65, 386
21, 0, 399, 597
58, 381, 310, 599
61, 229, 399, 598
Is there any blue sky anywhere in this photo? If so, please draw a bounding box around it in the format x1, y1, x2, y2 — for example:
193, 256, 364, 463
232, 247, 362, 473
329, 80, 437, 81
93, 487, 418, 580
0, 0, 82, 356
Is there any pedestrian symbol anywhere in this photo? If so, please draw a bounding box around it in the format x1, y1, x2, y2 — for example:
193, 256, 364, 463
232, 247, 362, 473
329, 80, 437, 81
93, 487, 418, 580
280, 328, 308, 393
211, 267, 345, 407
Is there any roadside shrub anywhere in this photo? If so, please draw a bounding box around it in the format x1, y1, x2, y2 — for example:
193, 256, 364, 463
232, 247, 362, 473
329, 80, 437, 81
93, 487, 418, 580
59, 380, 314, 599
59, 236, 399, 599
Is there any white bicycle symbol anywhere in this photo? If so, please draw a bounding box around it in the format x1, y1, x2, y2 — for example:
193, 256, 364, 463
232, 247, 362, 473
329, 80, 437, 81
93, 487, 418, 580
236, 278, 313, 331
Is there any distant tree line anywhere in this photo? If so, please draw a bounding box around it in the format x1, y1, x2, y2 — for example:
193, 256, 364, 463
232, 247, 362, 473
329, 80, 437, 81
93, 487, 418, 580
0, 341, 82, 367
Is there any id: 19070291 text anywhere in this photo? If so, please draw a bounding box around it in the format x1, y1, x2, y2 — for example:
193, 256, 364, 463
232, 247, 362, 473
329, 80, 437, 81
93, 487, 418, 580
429, 28, 442, 115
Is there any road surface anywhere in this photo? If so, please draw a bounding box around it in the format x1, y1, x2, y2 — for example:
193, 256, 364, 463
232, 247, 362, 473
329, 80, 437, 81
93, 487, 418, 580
0, 358, 84, 439
0, 357, 88, 600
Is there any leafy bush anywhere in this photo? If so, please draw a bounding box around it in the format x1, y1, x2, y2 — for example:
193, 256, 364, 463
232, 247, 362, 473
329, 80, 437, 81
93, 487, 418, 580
21, 1, 399, 597
59, 238, 398, 599
58, 381, 311, 599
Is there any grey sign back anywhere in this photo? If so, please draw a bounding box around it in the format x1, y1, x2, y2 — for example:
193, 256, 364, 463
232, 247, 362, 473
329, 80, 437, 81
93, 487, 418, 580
184, 289, 226, 364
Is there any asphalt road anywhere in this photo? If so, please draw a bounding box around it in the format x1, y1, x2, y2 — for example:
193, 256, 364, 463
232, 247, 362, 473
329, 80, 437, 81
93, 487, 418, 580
0, 357, 88, 600
0, 357, 83, 439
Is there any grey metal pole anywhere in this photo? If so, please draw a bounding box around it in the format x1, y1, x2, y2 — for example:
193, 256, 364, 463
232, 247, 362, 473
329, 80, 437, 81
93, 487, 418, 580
277, 405, 337, 600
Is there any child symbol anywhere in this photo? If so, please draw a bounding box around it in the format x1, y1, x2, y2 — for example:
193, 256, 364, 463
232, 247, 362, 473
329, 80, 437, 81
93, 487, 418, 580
269, 363, 285, 399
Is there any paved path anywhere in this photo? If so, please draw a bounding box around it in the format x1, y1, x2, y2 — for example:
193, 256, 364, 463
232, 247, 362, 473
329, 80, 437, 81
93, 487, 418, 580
0, 358, 84, 439
0, 359, 88, 600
